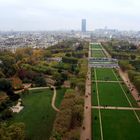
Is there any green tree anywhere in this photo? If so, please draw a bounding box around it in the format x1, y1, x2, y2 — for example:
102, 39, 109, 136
0, 70, 5, 78
0, 123, 25, 140
0, 78, 19, 101
0, 55, 17, 77
130, 54, 136, 60
119, 60, 134, 71
34, 76, 46, 87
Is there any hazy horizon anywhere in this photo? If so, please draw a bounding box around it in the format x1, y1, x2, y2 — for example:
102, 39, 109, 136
0, 0, 140, 31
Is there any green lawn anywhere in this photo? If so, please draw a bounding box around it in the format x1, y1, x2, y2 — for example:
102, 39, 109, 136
9, 88, 66, 140
92, 83, 98, 106
92, 109, 140, 140
122, 84, 139, 107
91, 44, 102, 49
91, 44, 140, 140
91, 50, 106, 58
55, 88, 66, 108
91, 68, 138, 107
92, 109, 101, 140
91, 48, 103, 50
95, 68, 118, 81
92, 82, 131, 107
91, 44, 106, 58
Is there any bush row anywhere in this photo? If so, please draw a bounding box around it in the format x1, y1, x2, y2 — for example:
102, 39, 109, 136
50, 89, 84, 140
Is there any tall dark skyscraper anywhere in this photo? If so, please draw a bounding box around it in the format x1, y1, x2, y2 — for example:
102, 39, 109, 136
81, 19, 86, 32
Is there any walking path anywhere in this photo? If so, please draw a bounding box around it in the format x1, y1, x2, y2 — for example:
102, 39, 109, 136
92, 80, 123, 83
29, 87, 49, 90
92, 106, 140, 111
15, 86, 49, 93
80, 45, 91, 140
51, 86, 60, 112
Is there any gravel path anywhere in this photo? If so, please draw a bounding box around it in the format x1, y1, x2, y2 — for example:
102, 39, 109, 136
51, 86, 60, 112
80, 44, 92, 140
92, 80, 123, 83
92, 106, 140, 111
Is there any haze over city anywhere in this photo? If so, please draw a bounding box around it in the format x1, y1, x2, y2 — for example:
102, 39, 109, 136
0, 0, 140, 31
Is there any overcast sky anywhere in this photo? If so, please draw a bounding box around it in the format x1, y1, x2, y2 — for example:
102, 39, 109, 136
0, 0, 140, 31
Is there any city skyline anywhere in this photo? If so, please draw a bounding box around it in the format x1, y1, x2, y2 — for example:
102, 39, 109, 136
0, 0, 140, 31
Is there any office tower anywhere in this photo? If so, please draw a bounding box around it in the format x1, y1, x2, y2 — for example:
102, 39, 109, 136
81, 19, 86, 32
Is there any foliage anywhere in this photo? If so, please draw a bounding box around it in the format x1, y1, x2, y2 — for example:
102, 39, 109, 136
0, 123, 25, 140
128, 70, 140, 93
51, 89, 84, 140
0, 55, 17, 77
1, 109, 13, 120
119, 60, 134, 71
0, 78, 20, 101
0, 71, 5, 78
34, 75, 46, 87
11, 77, 23, 90
62, 56, 78, 64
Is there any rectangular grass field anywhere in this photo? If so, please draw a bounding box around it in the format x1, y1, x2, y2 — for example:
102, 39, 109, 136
92, 68, 138, 107
92, 82, 130, 107
91, 50, 106, 58
92, 109, 140, 140
91, 44, 102, 49
95, 68, 118, 81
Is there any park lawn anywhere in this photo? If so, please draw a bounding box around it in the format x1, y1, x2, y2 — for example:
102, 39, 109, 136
92, 69, 98, 106
55, 88, 67, 108
121, 83, 139, 107
92, 83, 98, 106
101, 110, 140, 140
113, 69, 123, 81
91, 44, 102, 49
91, 69, 95, 80
92, 109, 101, 140
92, 71, 139, 107
95, 68, 118, 81
96, 82, 130, 107
9, 88, 65, 140
92, 109, 140, 140
91, 48, 103, 50
91, 50, 105, 58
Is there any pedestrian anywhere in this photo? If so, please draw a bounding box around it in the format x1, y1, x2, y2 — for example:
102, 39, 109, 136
82, 126, 85, 130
